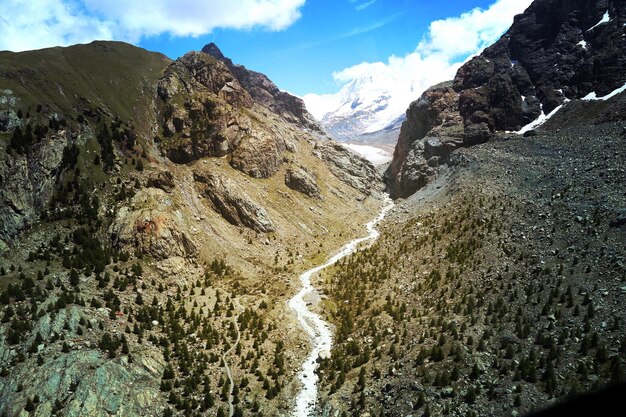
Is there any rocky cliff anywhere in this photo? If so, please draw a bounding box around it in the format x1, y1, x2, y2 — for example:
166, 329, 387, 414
388, 0, 626, 198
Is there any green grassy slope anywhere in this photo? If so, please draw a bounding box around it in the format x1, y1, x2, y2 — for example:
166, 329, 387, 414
0, 41, 171, 121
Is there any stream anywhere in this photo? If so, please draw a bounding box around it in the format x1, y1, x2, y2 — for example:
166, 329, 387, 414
288, 198, 394, 416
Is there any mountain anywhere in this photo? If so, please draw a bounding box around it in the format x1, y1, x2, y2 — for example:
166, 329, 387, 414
201, 43, 322, 135
1, 1, 625, 416
387, 0, 626, 198
311, 1, 626, 415
0, 41, 384, 417
303, 71, 422, 142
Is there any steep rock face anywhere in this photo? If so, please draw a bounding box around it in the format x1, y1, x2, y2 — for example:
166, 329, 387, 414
455, 0, 626, 136
157, 46, 322, 179
388, 0, 626, 197
0, 132, 68, 244
313, 141, 382, 196
387, 82, 463, 198
228, 125, 287, 179
193, 171, 275, 233
285, 166, 321, 199
157, 52, 256, 164
202, 43, 322, 134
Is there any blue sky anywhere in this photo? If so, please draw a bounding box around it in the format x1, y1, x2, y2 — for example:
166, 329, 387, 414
0, 0, 531, 99
139, 0, 498, 95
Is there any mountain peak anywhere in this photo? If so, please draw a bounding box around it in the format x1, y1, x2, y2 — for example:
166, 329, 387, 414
201, 42, 226, 61
199, 42, 322, 134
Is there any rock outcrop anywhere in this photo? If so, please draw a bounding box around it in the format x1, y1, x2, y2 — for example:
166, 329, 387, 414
146, 170, 175, 192
388, 0, 626, 198
193, 171, 275, 233
156, 52, 255, 164
110, 188, 197, 259
0, 132, 68, 245
454, 0, 626, 138
313, 141, 382, 196
156, 45, 326, 180
386, 82, 463, 198
285, 166, 321, 199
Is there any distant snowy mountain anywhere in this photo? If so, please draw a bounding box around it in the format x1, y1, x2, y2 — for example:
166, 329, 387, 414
302, 66, 450, 141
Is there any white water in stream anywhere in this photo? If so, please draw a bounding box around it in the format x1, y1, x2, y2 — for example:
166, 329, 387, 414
288, 198, 394, 416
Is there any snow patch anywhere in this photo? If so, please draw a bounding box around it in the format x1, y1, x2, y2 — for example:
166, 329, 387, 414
582, 81, 626, 101
587, 10, 610, 31
577, 40, 587, 49
343, 144, 393, 165
514, 100, 569, 134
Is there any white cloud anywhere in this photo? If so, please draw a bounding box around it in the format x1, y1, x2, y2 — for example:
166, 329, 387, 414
355, 0, 377, 11
0, 0, 305, 51
303, 0, 533, 128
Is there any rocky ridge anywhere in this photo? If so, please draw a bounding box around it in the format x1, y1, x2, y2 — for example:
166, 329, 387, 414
202, 43, 321, 134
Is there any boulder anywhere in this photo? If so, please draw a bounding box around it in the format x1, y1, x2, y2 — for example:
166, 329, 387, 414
464, 122, 493, 146
285, 167, 320, 199
146, 170, 175, 192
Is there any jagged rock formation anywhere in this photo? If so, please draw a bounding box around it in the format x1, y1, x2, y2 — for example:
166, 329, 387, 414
0, 132, 68, 245
285, 166, 321, 199
313, 141, 382, 196
388, 0, 626, 198
387, 82, 463, 198
455, 0, 626, 136
0, 41, 377, 243
156, 52, 254, 163
157, 45, 326, 179
202, 43, 321, 134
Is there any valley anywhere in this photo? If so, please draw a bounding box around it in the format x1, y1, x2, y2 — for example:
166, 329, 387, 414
1, 0, 625, 416
290, 198, 393, 416
0, 41, 387, 417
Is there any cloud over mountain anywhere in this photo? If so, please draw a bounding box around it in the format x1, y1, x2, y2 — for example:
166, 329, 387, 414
303, 0, 533, 136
